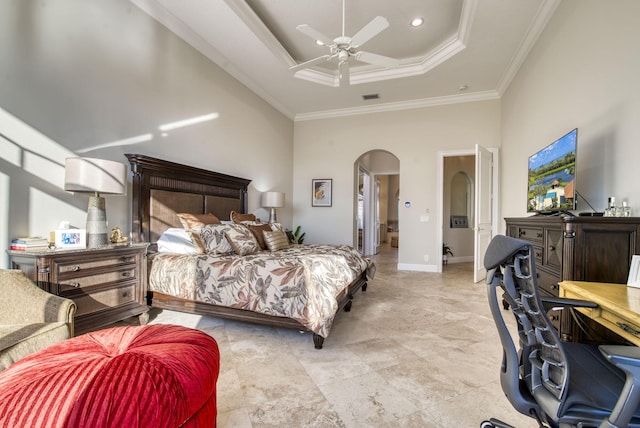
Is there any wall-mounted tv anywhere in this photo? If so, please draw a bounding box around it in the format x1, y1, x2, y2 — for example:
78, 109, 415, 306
527, 128, 577, 214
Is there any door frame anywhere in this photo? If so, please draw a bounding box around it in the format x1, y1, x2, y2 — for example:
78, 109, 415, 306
437, 148, 499, 273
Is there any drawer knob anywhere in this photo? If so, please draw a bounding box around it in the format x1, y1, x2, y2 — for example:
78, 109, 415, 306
551, 283, 558, 290
537, 232, 543, 239
119, 257, 132, 263
71, 265, 81, 272
69, 282, 80, 288
123, 292, 132, 298
122, 271, 131, 278
549, 245, 556, 251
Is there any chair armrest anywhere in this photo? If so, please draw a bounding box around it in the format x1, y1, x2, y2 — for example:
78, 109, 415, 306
599, 345, 640, 368
540, 296, 598, 312
0, 270, 76, 325
599, 345, 640, 426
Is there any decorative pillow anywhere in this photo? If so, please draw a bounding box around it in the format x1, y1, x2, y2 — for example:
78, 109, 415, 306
248, 223, 273, 250
177, 213, 221, 253
200, 224, 235, 255
270, 222, 285, 232
224, 225, 260, 256
230, 211, 257, 224
263, 230, 291, 252
177, 213, 221, 230
157, 228, 200, 254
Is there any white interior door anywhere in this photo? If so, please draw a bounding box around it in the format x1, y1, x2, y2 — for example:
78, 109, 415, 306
474, 144, 493, 282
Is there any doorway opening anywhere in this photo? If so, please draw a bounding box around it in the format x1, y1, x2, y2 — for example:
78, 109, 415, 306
354, 150, 399, 256
438, 147, 498, 282
443, 157, 475, 267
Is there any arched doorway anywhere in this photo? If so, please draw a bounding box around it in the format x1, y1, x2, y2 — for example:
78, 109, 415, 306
354, 150, 400, 255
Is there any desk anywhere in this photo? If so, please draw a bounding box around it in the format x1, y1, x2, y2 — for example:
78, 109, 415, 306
559, 280, 640, 346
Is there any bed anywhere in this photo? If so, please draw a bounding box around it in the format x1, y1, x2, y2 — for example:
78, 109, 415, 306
126, 154, 374, 348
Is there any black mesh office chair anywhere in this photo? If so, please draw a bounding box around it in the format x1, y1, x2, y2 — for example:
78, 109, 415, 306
481, 234, 640, 428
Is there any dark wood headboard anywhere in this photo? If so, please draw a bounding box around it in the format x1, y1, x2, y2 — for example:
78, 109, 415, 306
126, 154, 251, 247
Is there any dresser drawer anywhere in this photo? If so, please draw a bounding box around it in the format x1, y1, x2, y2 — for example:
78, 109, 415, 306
537, 268, 560, 297
73, 283, 137, 317
56, 255, 137, 276
58, 267, 137, 292
517, 227, 544, 244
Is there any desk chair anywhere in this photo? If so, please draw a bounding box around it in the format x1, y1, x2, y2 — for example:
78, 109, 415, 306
482, 235, 640, 428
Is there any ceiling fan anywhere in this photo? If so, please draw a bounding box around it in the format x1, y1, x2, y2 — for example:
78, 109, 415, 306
289, 0, 399, 86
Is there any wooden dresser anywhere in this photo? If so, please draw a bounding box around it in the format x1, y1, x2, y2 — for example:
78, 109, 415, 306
505, 216, 640, 342
7, 243, 149, 335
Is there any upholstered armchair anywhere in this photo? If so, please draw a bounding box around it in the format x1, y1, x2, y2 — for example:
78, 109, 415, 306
0, 269, 76, 370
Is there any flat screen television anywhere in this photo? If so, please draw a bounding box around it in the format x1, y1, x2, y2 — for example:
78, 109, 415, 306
527, 128, 577, 214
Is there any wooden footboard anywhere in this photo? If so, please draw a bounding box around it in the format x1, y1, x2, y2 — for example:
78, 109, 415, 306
147, 271, 368, 349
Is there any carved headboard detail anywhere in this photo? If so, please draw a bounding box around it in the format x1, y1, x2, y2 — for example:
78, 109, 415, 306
125, 154, 251, 247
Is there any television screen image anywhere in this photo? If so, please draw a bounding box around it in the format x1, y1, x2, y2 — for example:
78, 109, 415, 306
527, 128, 577, 213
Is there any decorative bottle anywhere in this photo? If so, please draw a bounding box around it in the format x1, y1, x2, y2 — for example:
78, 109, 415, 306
621, 201, 631, 217
605, 197, 616, 217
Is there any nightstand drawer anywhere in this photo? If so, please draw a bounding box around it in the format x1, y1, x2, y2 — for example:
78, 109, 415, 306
74, 283, 137, 316
56, 255, 137, 275
7, 243, 149, 335
58, 267, 137, 292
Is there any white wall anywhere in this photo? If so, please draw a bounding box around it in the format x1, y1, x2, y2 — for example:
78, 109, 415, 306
501, 0, 640, 223
0, 0, 293, 268
293, 100, 501, 270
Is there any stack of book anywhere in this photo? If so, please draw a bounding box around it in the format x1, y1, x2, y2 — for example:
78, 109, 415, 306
10, 237, 49, 251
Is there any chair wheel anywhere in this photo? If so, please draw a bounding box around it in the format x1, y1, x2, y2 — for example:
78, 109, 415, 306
480, 421, 495, 428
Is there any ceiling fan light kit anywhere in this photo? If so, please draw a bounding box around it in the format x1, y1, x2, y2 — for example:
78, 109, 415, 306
290, 0, 399, 87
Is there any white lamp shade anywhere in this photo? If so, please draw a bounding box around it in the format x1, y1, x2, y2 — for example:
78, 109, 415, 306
261, 191, 285, 208
64, 157, 127, 195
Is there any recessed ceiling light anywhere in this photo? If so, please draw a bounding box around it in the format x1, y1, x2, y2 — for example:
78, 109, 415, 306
315, 40, 324, 46
410, 17, 424, 27
458, 84, 468, 91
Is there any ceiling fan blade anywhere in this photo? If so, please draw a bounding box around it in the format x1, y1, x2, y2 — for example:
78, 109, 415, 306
289, 54, 333, 72
355, 51, 399, 68
295, 24, 335, 47
339, 60, 350, 87
350, 16, 389, 48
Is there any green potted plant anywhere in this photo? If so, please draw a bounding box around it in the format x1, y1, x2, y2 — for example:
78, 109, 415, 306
443, 243, 454, 264
292, 225, 305, 244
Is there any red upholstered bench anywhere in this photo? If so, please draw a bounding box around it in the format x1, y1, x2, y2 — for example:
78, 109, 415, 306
0, 324, 220, 428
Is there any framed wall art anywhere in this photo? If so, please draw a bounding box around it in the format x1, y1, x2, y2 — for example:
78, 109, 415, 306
312, 179, 332, 207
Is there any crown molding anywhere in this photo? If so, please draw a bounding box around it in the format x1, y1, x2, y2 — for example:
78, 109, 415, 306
294, 90, 500, 122
496, 0, 561, 95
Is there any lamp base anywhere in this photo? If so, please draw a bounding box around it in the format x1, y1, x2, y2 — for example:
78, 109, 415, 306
86, 196, 108, 248
268, 208, 277, 224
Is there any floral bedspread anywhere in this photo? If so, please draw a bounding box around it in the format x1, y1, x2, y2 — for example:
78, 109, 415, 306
149, 244, 375, 338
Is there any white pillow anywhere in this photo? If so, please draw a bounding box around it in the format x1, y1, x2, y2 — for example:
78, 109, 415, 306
157, 228, 200, 254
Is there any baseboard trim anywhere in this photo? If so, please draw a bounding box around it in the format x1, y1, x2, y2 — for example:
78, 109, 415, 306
397, 263, 438, 272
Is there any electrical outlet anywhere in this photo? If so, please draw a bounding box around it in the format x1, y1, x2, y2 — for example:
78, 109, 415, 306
424, 254, 429, 262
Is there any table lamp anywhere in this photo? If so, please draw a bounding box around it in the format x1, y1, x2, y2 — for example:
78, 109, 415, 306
261, 191, 284, 223
64, 157, 127, 248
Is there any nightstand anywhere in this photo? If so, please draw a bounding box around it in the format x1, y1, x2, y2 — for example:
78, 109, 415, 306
7, 243, 149, 335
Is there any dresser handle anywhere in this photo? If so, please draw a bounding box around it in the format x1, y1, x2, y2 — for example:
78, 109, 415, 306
122, 271, 131, 278
537, 232, 543, 239
68, 282, 80, 288
549, 245, 556, 251
71, 265, 81, 272
123, 292, 132, 298
551, 283, 558, 290
119, 257, 132, 263
617, 322, 640, 336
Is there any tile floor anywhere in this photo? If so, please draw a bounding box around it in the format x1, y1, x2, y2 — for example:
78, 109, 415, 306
140, 246, 538, 427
